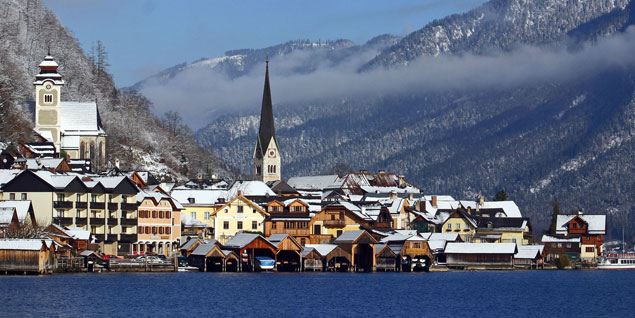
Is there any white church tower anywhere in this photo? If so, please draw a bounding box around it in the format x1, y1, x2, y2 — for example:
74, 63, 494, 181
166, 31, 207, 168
253, 60, 281, 183
33, 53, 64, 148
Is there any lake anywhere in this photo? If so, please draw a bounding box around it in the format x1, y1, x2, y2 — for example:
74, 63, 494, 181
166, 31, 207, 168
0, 270, 633, 317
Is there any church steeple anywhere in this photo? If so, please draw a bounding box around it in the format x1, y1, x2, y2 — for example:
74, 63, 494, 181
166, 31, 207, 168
253, 59, 281, 182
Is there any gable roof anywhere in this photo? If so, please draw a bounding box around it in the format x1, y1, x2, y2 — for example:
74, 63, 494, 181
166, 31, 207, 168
0, 239, 53, 251
515, 245, 544, 260
59, 102, 104, 133
555, 214, 606, 235
211, 195, 269, 217
304, 244, 338, 257
0, 207, 17, 225
445, 242, 517, 254
0, 201, 33, 223
333, 230, 377, 244
223, 232, 277, 251
287, 175, 340, 191
170, 189, 226, 206
227, 180, 275, 198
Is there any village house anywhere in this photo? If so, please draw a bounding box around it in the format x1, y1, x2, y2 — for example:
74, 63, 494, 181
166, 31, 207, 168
0, 239, 56, 274
136, 189, 183, 256
264, 199, 312, 245
170, 188, 226, 238
541, 234, 581, 262
555, 213, 606, 261
211, 192, 269, 244
445, 242, 518, 269
309, 201, 373, 244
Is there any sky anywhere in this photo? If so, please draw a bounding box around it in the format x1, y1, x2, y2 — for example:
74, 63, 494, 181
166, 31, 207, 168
43, 0, 487, 87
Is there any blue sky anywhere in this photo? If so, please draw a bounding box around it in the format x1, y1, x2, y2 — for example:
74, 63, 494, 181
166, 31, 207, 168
44, 0, 487, 87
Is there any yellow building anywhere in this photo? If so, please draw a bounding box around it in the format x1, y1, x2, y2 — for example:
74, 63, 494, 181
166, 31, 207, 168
170, 189, 226, 237
211, 194, 269, 244
441, 207, 477, 242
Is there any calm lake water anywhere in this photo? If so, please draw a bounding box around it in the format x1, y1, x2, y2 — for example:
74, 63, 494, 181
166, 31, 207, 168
0, 270, 633, 317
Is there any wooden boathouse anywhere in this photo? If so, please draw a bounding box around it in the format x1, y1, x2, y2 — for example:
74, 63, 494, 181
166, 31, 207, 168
0, 239, 55, 274
189, 241, 239, 272
223, 233, 278, 271
333, 230, 377, 272
267, 234, 303, 272
445, 242, 517, 269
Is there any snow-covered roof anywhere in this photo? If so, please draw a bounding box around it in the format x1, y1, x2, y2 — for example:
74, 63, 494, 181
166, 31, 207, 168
287, 175, 340, 191
59, 102, 103, 133
445, 242, 517, 254
458, 200, 522, 218
0, 170, 20, 186
0, 207, 16, 224
0, 201, 32, 223
170, 189, 227, 206
65, 226, 91, 241
541, 235, 580, 243
0, 239, 52, 251
305, 244, 337, 256
555, 214, 606, 235
223, 233, 263, 249
137, 190, 183, 209
515, 245, 544, 259
427, 240, 447, 251
226, 180, 275, 198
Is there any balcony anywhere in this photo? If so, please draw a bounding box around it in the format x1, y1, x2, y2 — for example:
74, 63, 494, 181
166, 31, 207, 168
75, 217, 88, 225
120, 203, 137, 211
323, 219, 346, 227
93, 234, 105, 242
53, 201, 73, 209
91, 202, 105, 209
120, 218, 137, 226
75, 202, 88, 209
108, 203, 119, 210
119, 234, 137, 242
53, 217, 73, 226
107, 218, 118, 225
90, 218, 105, 225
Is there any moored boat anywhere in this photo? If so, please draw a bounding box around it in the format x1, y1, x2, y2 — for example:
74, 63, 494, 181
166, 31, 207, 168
597, 254, 635, 269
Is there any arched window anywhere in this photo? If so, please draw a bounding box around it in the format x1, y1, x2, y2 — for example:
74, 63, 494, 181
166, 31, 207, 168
80, 142, 85, 159
89, 141, 95, 163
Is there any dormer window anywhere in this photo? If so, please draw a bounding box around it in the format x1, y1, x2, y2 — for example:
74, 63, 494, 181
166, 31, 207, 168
44, 94, 53, 104
188, 198, 195, 204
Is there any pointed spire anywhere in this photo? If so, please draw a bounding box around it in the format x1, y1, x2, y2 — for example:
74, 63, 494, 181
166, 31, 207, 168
256, 59, 275, 155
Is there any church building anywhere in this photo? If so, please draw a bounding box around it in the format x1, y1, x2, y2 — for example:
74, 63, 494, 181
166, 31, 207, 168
253, 60, 281, 183
33, 54, 107, 169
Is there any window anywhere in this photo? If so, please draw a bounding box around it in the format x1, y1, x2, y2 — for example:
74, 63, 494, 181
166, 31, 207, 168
573, 223, 577, 229
272, 222, 276, 229
44, 94, 53, 103
256, 166, 261, 175
336, 230, 343, 237
9, 193, 15, 200
188, 198, 195, 204
21, 193, 27, 200
457, 223, 461, 230
447, 223, 452, 230
56, 210, 64, 218
252, 221, 258, 230
204, 212, 210, 220
223, 221, 229, 229
566, 243, 571, 248
284, 222, 294, 229
159, 211, 164, 219
159, 227, 164, 234
292, 206, 305, 212
586, 246, 594, 253
91, 195, 97, 203
224, 208, 228, 213
165, 211, 170, 219
237, 205, 244, 213
190, 211, 196, 219
56, 193, 64, 201
152, 227, 157, 234
166, 227, 171, 234
237, 221, 243, 230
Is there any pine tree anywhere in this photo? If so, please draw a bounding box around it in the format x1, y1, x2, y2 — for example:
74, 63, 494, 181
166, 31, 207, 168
494, 189, 508, 201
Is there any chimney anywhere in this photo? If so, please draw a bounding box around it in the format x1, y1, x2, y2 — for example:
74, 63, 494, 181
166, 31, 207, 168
431, 196, 437, 207
416, 199, 426, 212
408, 193, 414, 201
115, 159, 120, 169
389, 191, 397, 199
398, 175, 405, 188
378, 169, 385, 174
360, 169, 368, 173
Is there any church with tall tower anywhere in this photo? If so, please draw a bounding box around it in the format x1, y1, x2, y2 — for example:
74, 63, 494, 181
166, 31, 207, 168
33, 53, 107, 169
253, 60, 281, 183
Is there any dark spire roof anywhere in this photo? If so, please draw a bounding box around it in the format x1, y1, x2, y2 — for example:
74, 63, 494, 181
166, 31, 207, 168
256, 60, 276, 156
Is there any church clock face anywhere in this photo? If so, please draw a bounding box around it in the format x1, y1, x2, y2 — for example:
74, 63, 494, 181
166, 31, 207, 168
267, 148, 277, 158
45, 84, 52, 90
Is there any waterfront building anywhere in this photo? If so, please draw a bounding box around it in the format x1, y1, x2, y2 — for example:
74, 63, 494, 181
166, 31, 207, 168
555, 213, 606, 261
267, 233, 303, 271
170, 188, 226, 237
541, 235, 581, 262
136, 189, 183, 256
309, 201, 373, 244
223, 232, 278, 271
332, 230, 377, 272
441, 205, 478, 242
444, 242, 518, 269
0, 239, 56, 274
